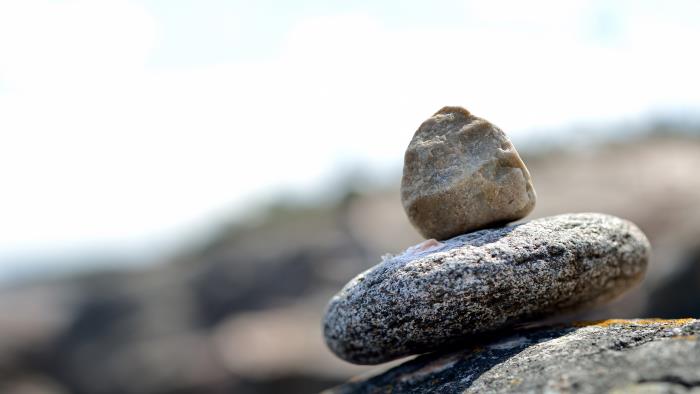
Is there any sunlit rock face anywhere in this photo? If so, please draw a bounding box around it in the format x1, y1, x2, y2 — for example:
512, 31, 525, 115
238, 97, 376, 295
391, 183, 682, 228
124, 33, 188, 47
327, 319, 700, 393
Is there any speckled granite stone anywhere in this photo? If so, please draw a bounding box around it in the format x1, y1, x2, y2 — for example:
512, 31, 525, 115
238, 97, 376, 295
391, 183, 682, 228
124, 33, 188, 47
326, 319, 700, 393
323, 213, 650, 364
401, 106, 536, 240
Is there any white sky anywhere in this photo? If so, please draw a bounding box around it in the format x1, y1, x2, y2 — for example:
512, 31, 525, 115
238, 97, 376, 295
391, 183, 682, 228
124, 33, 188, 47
1, 0, 699, 279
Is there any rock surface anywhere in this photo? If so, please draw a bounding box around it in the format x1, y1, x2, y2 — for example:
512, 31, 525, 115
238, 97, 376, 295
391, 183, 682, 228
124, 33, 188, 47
323, 213, 650, 364
401, 106, 536, 240
326, 319, 700, 394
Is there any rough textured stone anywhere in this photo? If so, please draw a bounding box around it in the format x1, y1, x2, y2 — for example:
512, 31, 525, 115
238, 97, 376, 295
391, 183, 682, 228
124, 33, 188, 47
326, 319, 700, 393
401, 106, 536, 240
323, 213, 650, 364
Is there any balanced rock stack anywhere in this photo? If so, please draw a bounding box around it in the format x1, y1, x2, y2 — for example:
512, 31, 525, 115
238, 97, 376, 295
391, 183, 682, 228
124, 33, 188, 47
323, 107, 650, 365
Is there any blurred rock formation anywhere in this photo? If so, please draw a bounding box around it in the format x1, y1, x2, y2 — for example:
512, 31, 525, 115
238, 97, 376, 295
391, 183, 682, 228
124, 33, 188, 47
0, 133, 699, 393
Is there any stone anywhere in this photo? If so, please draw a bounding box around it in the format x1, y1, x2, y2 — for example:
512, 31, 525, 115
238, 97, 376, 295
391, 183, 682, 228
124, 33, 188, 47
323, 213, 650, 364
401, 106, 536, 240
325, 319, 700, 393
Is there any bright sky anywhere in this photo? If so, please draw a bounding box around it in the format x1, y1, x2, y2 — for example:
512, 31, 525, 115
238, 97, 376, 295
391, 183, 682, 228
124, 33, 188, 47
1, 0, 699, 279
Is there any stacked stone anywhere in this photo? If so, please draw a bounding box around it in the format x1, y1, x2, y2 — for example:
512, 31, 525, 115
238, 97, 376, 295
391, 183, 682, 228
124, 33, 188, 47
322, 107, 650, 365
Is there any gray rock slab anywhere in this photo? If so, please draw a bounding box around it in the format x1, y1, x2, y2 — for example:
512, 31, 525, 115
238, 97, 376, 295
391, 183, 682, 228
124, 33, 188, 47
325, 319, 700, 393
323, 213, 650, 364
401, 106, 536, 240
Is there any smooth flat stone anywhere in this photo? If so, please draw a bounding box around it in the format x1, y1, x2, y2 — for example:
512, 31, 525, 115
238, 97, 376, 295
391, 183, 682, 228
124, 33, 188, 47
323, 213, 650, 364
401, 106, 536, 240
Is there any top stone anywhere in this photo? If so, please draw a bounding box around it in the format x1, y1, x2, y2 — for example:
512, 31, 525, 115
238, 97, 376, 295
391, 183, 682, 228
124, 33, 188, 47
402, 107, 536, 240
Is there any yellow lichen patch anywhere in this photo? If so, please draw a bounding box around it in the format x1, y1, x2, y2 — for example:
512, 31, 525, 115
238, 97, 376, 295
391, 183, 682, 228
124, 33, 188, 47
573, 318, 695, 328
672, 335, 698, 341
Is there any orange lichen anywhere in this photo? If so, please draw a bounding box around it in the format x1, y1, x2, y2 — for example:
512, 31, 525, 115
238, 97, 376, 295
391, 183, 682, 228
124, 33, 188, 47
672, 335, 698, 341
573, 318, 695, 328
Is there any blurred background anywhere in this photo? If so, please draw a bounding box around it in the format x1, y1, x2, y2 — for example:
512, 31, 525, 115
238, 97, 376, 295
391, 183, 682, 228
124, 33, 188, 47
1, 1, 700, 393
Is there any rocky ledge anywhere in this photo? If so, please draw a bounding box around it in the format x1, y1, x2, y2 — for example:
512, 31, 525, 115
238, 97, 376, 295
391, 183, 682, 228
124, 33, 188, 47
327, 318, 700, 394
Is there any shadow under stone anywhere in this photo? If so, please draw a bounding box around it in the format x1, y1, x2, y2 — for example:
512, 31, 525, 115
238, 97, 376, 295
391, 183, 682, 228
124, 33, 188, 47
327, 324, 576, 394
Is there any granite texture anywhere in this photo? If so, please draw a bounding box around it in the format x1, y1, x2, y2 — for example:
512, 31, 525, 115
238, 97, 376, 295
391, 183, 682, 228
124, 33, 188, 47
323, 213, 650, 364
401, 106, 536, 240
326, 319, 700, 393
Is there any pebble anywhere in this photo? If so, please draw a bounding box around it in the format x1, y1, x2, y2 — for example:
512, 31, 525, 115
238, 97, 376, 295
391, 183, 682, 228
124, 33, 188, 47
401, 106, 536, 240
